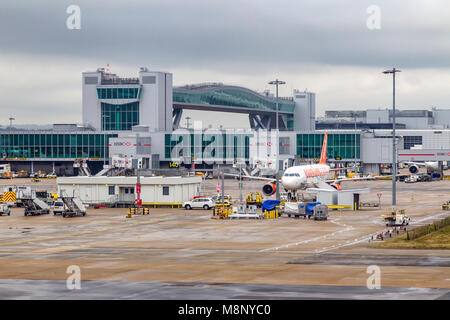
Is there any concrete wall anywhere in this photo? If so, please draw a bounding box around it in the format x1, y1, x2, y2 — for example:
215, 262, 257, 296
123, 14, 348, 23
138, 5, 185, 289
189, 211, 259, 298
361, 134, 392, 164
293, 91, 315, 131
366, 110, 389, 123
82, 71, 101, 129
396, 117, 430, 129
109, 136, 152, 158
432, 109, 450, 128
139, 70, 173, 132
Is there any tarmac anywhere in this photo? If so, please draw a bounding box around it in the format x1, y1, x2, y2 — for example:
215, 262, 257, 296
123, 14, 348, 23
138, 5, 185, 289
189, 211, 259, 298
0, 177, 449, 299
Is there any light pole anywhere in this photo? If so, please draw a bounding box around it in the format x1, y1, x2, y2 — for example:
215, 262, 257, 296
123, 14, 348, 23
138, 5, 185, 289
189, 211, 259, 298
268, 79, 286, 131
9, 117, 15, 135
268, 79, 286, 201
8, 117, 15, 129
185, 116, 192, 129
353, 112, 357, 174
383, 68, 401, 206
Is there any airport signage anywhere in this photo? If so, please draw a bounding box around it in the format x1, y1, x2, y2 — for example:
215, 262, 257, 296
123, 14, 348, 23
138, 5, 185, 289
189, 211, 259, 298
113, 142, 133, 146
169, 162, 179, 168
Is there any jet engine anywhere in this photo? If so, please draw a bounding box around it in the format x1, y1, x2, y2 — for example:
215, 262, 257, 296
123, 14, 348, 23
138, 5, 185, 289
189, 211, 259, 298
262, 182, 277, 196
408, 164, 419, 174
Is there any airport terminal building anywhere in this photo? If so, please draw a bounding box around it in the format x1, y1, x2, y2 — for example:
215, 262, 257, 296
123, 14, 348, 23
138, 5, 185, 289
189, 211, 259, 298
2, 67, 450, 175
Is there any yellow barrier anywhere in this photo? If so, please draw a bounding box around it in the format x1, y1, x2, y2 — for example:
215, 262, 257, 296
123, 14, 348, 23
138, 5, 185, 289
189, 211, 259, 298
142, 203, 182, 208
264, 208, 279, 220
128, 207, 150, 215
327, 205, 352, 213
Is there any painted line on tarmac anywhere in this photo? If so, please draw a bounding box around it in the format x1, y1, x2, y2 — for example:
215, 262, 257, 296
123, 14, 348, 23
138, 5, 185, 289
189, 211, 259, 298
412, 212, 449, 225
260, 219, 354, 252
0, 217, 169, 246
315, 212, 450, 254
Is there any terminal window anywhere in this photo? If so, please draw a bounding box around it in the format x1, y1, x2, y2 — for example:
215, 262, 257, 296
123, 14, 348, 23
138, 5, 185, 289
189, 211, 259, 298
164, 133, 250, 162
403, 136, 422, 150
0, 133, 117, 159
296, 133, 360, 160
162, 186, 169, 196
101, 102, 139, 130
97, 87, 139, 99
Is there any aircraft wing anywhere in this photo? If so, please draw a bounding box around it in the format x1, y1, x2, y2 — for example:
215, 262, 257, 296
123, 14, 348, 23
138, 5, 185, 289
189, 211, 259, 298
326, 174, 408, 183
329, 167, 358, 171
222, 173, 275, 182
326, 176, 377, 183
404, 161, 426, 167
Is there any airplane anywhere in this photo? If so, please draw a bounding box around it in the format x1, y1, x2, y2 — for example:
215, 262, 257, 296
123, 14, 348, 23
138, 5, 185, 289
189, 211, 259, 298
403, 161, 444, 174
226, 131, 380, 199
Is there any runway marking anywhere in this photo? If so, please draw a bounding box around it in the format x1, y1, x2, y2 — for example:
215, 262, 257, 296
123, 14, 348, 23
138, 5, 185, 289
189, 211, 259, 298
315, 212, 450, 254
0, 217, 169, 246
262, 212, 449, 254
260, 219, 354, 252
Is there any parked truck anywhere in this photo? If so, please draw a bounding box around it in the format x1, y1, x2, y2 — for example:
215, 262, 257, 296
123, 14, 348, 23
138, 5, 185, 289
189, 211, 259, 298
382, 208, 410, 226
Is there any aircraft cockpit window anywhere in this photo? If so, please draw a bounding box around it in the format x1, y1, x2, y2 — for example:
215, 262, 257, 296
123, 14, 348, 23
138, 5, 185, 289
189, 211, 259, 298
284, 173, 300, 177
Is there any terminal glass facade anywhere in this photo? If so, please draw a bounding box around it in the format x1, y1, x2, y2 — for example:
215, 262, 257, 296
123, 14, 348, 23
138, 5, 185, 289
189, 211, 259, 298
0, 133, 117, 160
97, 87, 140, 99
164, 133, 251, 163
281, 114, 294, 131
173, 87, 295, 113
296, 133, 360, 160
101, 102, 139, 131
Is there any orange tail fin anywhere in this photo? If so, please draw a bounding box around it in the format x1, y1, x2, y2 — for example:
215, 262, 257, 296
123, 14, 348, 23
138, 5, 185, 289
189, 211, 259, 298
319, 131, 328, 165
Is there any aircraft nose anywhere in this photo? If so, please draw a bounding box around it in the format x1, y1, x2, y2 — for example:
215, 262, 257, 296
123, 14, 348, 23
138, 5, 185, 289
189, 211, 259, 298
281, 176, 296, 190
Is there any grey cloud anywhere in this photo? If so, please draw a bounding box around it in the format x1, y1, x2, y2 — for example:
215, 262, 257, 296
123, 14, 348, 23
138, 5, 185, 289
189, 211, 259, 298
1, 0, 450, 126
1, 0, 450, 70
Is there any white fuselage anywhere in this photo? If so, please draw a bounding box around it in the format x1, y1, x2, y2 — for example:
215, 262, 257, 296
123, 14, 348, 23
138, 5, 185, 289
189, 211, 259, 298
281, 164, 330, 190
424, 162, 439, 171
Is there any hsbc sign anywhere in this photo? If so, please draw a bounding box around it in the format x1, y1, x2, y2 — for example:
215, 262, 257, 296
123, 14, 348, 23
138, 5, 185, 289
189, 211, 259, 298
113, 141, 133, 146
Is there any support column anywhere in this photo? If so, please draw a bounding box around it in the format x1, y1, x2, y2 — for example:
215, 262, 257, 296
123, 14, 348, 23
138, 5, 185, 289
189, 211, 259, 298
172, 109, 183, 130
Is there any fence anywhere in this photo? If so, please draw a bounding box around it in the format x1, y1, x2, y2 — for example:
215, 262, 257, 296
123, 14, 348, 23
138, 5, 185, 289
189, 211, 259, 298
406, 217, 450, 240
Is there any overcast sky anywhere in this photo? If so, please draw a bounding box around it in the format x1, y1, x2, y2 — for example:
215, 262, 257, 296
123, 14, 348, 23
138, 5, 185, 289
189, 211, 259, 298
1, 0, 450, 128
